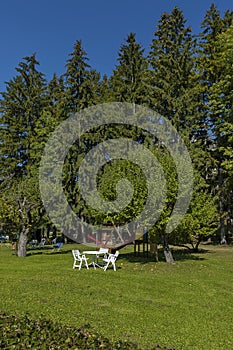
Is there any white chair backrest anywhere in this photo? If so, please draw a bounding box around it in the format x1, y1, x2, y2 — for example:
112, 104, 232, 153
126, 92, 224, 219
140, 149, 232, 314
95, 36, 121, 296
109, 250, 119, 260
111, 251, 119, 260
72, 249, 80, 258
98, 248, 109, 254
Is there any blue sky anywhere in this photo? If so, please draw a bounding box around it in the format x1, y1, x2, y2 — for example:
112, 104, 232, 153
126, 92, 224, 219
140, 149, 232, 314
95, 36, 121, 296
1, 0, 233, 91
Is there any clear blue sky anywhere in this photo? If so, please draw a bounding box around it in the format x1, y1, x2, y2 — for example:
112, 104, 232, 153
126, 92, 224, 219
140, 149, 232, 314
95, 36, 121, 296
1, 0, 233, 91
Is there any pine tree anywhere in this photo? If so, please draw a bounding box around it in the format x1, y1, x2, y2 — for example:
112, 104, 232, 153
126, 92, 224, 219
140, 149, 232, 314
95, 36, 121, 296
0, 54, 46, 178
98, 74, 114, 103
111, 32, 148, 108
0, 54, 47, 256
199, 4, 233, 243
47, 73, 66, 121
208, 24, 233, 242
148, 7, 197, 137
61, 40, 102, 234
147, 7, 199, 258
64, 40, 100, 113
199, 4, 233, 86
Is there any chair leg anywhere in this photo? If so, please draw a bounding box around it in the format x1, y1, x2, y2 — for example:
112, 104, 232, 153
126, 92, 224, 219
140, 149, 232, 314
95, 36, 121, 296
103, 261, 110, 271
104, 259, 117, 271
84, 259, 89, 269
73, 257, 78, 269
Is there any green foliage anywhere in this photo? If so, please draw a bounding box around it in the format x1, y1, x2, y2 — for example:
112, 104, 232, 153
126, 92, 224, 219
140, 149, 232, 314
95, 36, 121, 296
209, 24, 233, 175
148, 6, 198, 137
1, 4, 233, 254
0, 54, 46, 178
64, 40, 101, 112
111, 33, 149, 106
200, 9, 233, 242
0, 312, 142, 350
172, 185, 219, 251
0, 191, 19, 234
0, 55, 49, 255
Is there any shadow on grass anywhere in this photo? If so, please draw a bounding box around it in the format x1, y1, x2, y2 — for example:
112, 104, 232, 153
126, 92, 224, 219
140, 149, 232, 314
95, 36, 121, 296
26, 246, 74, 256
171, 247, 208, 261
26, 245, 209, 264
121, 247, 208, 264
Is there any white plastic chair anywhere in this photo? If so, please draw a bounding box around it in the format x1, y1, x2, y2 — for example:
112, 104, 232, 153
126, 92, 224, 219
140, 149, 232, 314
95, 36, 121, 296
39, 238, 46, 248
29, 239, 38, 249
98, 248, 109, 258
95, 248, 109, 268
102, 251, 119, 271
72, 250, 89, 270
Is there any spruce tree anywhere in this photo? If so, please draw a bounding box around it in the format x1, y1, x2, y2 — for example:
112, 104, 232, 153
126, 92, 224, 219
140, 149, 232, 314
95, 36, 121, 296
0, 54, 47, 256
0, 54, 46, 178
64, 40, 100, 113
62, 40, 102, 234
208, 24, 233, 242
199, 4, 233, 243
111, 32, 148, 108
47, 73, 66, 121
148, 7, 197, 137
148, 7, 198, 258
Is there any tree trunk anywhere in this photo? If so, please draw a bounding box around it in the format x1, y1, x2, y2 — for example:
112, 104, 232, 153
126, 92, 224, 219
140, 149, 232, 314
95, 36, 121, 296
227, 190, 232, 242
17, 226, 30, 257
218, 166, 227, 245
161, 231, 175, 263
193, 240, 201, 252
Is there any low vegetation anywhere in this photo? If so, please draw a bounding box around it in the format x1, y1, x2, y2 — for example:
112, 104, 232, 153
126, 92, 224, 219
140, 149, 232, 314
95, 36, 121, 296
0, 312, 141, 350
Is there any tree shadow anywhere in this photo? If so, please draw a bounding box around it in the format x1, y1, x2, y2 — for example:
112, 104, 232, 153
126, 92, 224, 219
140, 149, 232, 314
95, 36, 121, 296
25, 245, 210, 263
26, 246, 73, 256
170, 247, 208, 261
121, 247, 208, 264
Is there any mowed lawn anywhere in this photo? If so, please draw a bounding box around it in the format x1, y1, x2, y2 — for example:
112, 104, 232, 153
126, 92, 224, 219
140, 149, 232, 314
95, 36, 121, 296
0, 243, 233, 349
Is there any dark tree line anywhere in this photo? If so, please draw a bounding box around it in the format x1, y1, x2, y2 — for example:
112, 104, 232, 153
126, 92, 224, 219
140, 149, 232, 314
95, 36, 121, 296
0, 4, 232, 256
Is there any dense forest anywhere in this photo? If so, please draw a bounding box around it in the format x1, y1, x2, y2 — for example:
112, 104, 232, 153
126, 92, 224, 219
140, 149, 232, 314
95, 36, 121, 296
0, 4, 233, 257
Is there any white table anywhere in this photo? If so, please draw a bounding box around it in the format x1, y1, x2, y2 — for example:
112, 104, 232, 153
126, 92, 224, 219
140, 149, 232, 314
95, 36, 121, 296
83, 250, 105, 269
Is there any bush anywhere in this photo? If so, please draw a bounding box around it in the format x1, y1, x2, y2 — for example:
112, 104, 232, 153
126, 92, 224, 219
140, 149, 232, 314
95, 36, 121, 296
0, 311, 139, 349
0, 311, 175, 349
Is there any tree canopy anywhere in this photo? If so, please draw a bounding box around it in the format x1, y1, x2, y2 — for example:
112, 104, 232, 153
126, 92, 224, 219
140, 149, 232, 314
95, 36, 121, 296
1, 4, 232, 256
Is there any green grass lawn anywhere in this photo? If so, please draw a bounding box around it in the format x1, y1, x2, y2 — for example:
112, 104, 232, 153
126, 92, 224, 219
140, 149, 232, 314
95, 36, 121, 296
0, 243, 233, 349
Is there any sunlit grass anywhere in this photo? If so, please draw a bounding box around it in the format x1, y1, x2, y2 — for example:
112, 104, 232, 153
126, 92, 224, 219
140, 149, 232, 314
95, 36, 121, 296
0, 243, 233, 349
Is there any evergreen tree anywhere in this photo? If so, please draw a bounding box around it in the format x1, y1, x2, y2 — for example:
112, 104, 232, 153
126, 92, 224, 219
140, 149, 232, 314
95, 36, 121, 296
199, 4, 233, 87
208, 24, 233, 242
64, 40, 100, 113
61, 40, 102, 234
148, 7, 197, 137
148, 7, 199, 257
0, 54, 47, 256
98, 74, 114, 103
0, 54, 46, 178
47, 73, 66, 120
199, 4, 233, 243
111, 32, 148, 107
24, 74, 67, 169
198, 4, 233, 146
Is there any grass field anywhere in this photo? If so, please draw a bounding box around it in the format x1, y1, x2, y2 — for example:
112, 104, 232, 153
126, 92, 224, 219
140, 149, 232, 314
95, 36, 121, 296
0, 243, 233, 349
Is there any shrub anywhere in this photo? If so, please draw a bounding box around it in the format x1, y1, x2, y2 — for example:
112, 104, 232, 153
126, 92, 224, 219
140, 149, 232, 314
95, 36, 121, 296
0, 311, 139, 349
0, 311, 175, 349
